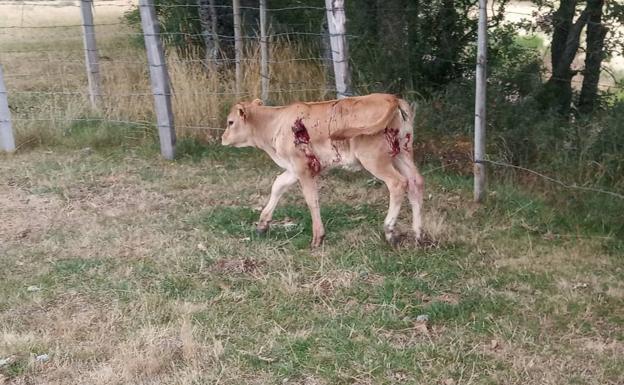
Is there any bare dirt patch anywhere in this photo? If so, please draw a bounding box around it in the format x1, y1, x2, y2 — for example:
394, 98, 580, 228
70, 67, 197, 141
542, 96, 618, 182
0, 184, 65, 245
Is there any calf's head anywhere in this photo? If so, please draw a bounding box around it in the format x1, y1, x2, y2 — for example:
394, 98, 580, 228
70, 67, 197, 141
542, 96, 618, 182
221, 99, 263, 147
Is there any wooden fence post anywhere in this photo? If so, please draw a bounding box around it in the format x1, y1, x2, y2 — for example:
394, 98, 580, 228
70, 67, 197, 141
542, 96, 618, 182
80, 0, 101, 109
474, 0, 488, 202
324, 0, 352, 99
232, 0, 243, 97
0, 64, 15, 153
139, 0, 176, 160
259, 0, 269, 103
320, 20, 335, 98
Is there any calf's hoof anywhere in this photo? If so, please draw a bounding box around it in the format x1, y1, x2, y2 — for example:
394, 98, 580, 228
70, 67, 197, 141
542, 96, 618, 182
385, 230, 406, 248
310, 234, 325, 249
255, 226, 268, 236
388, 236, 401, 248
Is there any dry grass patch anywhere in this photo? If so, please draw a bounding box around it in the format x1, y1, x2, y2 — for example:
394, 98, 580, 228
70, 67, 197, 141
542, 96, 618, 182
2, 145, 623, 385
303, 269, 359, 298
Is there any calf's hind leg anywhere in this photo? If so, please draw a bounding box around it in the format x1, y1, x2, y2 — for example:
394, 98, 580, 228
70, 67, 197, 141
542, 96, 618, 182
257, 170, 298, 234
298, 174, 325, 248
357, 155, 407, 246
393, 154, 424, 242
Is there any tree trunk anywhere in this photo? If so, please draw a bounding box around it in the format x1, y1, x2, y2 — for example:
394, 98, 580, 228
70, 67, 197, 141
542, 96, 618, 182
551, 0, 577, 72
540, 0, 589, 114
578, 0, 607, 114
198, 0, 221, 69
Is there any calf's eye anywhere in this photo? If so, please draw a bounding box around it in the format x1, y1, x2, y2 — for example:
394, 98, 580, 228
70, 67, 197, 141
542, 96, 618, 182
228, 120, 234, 126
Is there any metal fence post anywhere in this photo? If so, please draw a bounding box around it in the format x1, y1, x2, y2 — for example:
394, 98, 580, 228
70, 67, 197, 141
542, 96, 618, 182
325, 0, 352, 99
259, 0, 269, 104
0, 65, 15, 153
474, 0, 488, 203
80, 0, 101, 109
139, 0, 176, 160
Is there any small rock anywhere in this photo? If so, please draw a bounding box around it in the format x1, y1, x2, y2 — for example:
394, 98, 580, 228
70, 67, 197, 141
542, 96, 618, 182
26, 285, 41, 292
416, 314, 429, 322
197, 243, 207, 251
35, 354, 49, 362
0, 357, 12, 367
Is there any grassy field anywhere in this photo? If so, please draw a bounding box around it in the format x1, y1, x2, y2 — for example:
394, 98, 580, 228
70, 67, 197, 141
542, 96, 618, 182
2, 1, 624, 384
1, 137, 623, 385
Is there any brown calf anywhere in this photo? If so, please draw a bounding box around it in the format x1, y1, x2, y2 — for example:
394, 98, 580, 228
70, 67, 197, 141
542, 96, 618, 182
221, 93, 424, 248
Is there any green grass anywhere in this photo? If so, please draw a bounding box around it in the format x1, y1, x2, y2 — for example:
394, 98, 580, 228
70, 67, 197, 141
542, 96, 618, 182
1, 137, 624, 384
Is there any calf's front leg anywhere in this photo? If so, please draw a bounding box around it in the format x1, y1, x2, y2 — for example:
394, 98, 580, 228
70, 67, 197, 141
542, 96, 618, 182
298, 174, 325, 248
257, 170, 298, 234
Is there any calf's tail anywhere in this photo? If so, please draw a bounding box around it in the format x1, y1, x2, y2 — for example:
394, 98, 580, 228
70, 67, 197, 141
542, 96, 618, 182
397, 98, 415, 140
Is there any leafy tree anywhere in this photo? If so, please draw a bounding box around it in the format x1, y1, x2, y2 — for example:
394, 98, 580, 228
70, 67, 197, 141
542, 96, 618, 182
532, 0, 624, 114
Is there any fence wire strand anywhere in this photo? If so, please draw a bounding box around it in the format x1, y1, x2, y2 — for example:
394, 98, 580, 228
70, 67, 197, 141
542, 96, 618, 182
478, 159, 624, 200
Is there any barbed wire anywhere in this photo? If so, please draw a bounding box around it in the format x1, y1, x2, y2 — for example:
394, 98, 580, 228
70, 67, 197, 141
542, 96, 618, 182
1, 30, 360, 40
0, 57, 332, 69
6, 84, 335, 97
0, 3, 472, 13
478, 159, 624, 200
3, 52, 620, 91
9, 116, 228, 131
0, 22, 123, 29
0, 2, 134, 7
0, 1, 535, 17
2, 54, 620, 90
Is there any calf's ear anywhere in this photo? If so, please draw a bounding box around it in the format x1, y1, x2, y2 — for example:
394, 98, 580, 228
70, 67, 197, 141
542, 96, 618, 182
236, 104, 247, 120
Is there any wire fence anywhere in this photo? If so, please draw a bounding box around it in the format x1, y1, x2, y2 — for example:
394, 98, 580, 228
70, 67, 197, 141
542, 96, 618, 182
0, 0, 622, 199
0, 0, 357, 145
